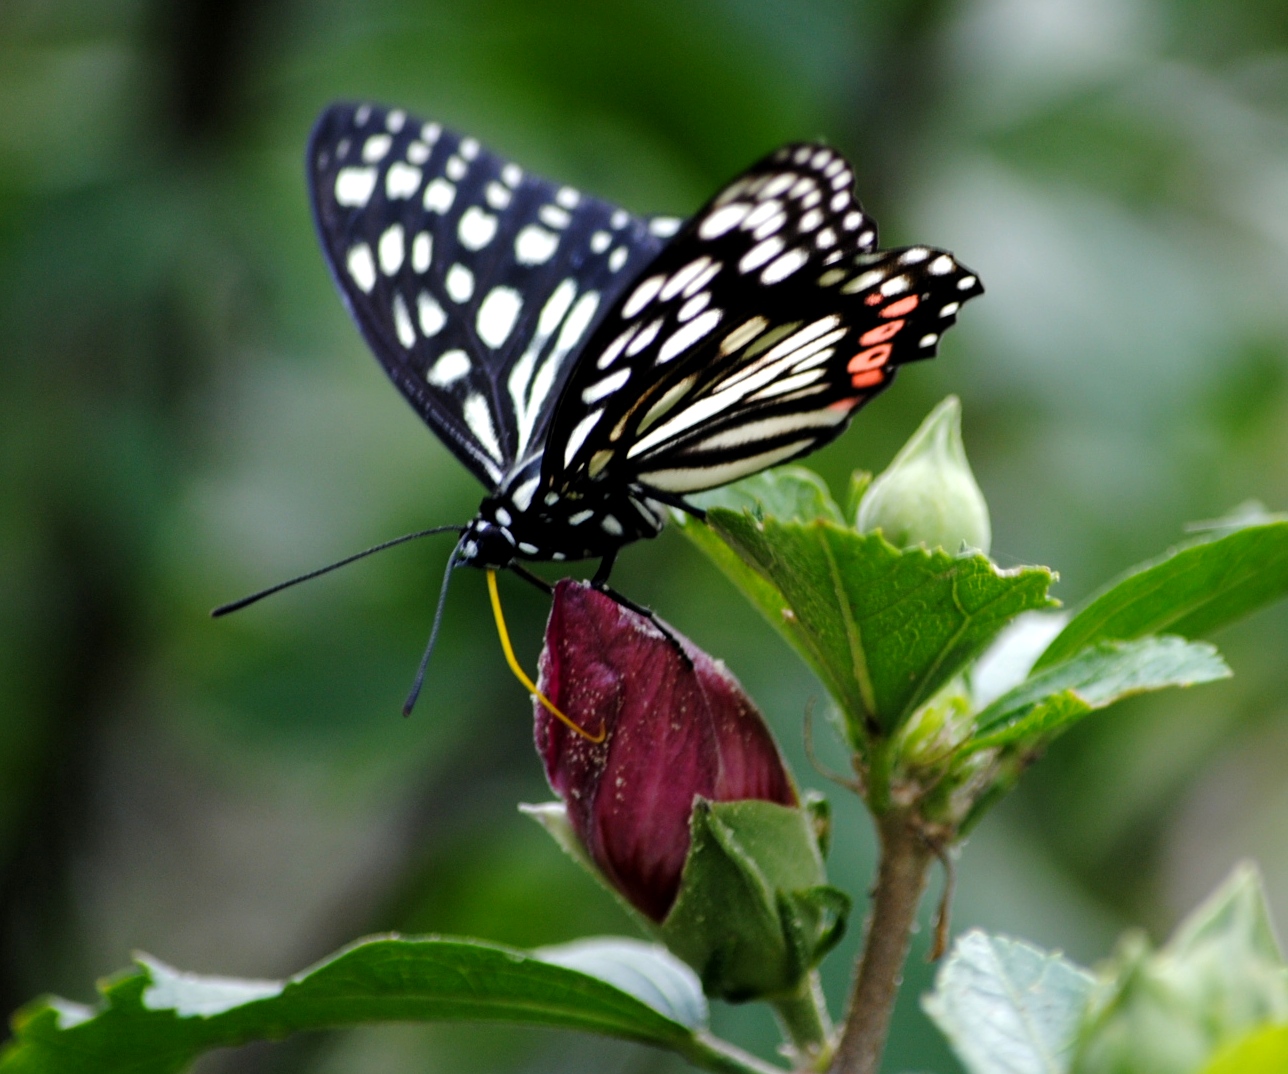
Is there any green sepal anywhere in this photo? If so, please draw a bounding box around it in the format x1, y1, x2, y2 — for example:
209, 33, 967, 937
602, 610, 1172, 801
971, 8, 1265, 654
844, 470, 873, 522
659, 799, 850, 1002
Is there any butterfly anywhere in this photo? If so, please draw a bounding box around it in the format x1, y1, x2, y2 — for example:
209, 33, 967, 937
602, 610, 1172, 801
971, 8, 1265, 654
217, 102, 984, 716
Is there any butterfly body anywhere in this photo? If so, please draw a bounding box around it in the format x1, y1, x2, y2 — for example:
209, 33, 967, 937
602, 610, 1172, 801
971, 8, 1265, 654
308, 103, 984, 578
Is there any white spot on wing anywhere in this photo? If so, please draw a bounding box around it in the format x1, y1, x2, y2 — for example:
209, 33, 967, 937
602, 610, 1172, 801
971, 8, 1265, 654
346, 244, 376, 292
622, 274, 665, 319
446, 264, 474, 303
626, 318, 663, 356
596, 324, 637, 369
699, 203, 750, 239
678, 292, 710, 321
608, 247, 628, 272
511, 476, 540, 511
428, 349, 470, 386
515, 225, 559, 265
649, 217, 682, 236
407, 141, 430, 164
445, 156, 467, 181
557, 291, 600, 353
958, 275, 977, 290
386, 109, 406, 132
458, 206, 498, 250
463, 394, 503, 462
540, 204, 571, 229
476, 287, 523, 348
739, 236, 785, 273
563, 410, 604, 466
657, 309, 722, 364
582, 367, 630, 405
661, 257, 713, 301
742, 200, 782, 232
601, 515, 623, 536
929, 255, 954, 275
501, 163, 522, 187
386, 162, 422, 199
423, 178, 455, 213
761, 247, 808, 284
411, 231, 432, 273
378, 224, 404, 275
362, 133, 392, 162
392, 292, 415, 347
418, 292, 446, 336
591, 230, 611, 253
486, 181, 511, 209
335, 167, 377, 207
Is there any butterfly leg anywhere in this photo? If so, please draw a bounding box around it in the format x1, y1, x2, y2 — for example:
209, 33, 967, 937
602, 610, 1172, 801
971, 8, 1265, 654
591, 552, 693, 669
508, 561, 553, 595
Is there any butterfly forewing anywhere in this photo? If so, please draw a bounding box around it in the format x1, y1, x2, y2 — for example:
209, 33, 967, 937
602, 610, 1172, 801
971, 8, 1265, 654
542, 143, 984, 497
309, 103, 668, 487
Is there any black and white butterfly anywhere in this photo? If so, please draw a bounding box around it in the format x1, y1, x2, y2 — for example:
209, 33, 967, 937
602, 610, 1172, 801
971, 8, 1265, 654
307, 102, 983, 582
217, 102, 984, 710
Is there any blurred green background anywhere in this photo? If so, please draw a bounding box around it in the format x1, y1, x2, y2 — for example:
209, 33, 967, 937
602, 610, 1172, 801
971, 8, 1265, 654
2, 0, 1287, 1071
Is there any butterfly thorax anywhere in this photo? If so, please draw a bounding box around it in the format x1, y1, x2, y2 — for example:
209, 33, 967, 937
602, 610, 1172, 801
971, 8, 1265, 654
462, 472, 666, 568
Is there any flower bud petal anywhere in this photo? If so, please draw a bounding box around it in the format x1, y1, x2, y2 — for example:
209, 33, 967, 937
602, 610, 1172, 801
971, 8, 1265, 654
856, 395, 991, 555
536, 581, 797, 921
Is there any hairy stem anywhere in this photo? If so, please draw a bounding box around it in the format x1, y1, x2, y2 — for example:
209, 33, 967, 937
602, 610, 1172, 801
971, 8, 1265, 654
770, 970, 835, 1070
828, 811, 933, 1074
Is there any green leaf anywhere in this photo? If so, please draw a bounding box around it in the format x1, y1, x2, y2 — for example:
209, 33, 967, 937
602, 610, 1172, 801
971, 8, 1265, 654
1199, 1024, 1288, 1074
922, 929, 1095, 1074
1073, 863, 1288, 1074
681, 472, 1055, 735
1036, 520, 1288, 670
691, 466, 845, 524
0, 935, 781, 1074
969, 636, 1231, 750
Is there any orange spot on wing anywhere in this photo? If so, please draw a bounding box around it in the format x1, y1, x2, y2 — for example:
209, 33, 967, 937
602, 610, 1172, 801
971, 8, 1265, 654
828, 397, 859, 412
859, 319, 904, 346
864, 292, 882, 306
880, 295, 919, 318
847, 343, 892, 373
848, 342, 892, 389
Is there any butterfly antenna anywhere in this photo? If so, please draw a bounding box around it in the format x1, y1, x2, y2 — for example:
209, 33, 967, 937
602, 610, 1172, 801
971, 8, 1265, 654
211, 525, 466, 618
402, 542, 463, 717
485, 569, 604, 743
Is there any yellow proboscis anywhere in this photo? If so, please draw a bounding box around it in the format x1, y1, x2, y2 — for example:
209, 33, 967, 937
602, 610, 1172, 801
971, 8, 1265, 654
486, 569, 605, 743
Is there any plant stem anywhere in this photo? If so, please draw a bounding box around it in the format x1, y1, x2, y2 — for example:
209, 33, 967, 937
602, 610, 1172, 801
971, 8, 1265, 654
827, 810, 933, 1074
770, 970, 835, 1070
686, 1029, 793, 1074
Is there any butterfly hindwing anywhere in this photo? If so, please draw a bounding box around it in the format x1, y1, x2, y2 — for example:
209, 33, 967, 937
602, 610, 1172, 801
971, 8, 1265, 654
309, 103, 668, 487
541, 143, 984, 497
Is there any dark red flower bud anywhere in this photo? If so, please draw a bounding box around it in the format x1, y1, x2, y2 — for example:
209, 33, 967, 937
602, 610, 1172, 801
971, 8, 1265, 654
535, 580, 798, 922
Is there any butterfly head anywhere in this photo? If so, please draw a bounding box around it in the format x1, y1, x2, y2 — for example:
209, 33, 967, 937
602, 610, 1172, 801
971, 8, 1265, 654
457, 508, 519, 570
